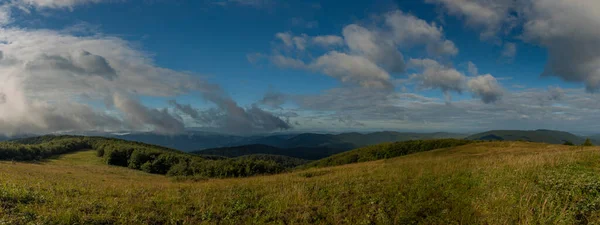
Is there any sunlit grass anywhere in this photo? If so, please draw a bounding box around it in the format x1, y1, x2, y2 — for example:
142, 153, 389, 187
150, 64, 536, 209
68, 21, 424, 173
1, 142, 600, 224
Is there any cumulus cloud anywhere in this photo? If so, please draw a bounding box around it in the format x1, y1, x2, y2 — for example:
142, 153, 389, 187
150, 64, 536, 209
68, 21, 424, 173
264, 9, 459, 91
426, 0, 518, 39
468, 74, 504, 103
311, 51, 393, 89
342, 24, 406, 74
0, 26, 289, 135
275, 32, 308, 50
384, 10, 458, 56
311, 35, 344, 47
409, 58, 466, 96
429, 0, 600, 92
270, 54, 306, 69
521, 0, 600, 92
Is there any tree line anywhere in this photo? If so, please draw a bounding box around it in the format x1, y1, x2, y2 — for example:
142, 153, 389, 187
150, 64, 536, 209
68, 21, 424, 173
1, 135, 297, 178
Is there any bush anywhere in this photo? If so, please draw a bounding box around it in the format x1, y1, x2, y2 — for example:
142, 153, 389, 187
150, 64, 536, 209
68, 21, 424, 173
583, 138, 594, 147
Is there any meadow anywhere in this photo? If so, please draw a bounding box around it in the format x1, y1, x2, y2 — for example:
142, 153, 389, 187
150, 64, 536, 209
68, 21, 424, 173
1, 141, 600, 224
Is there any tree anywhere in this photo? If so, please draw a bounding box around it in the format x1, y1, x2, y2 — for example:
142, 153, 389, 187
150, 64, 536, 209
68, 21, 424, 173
583, 138, 594, 146
563, 140, 574, 146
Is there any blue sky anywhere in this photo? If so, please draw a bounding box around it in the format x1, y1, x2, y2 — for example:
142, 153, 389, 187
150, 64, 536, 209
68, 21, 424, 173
1, 0, 600, 135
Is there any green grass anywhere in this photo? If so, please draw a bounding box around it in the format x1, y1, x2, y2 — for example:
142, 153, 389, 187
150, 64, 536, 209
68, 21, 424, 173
2, 142, 600, 224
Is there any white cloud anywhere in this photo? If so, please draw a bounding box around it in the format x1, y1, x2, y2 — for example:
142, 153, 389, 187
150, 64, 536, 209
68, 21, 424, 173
384, 10, 458, 55
409, 58, 466, 96
270, 54, 306, 69
311, 35, 344, 47
16, 0, 106, 9
312, 51, 392, 89
426, 0, 517, 39
275, 32, 293, 48
0, 27, 289, 135
468, 74, 504, 103
265, 9, 459, 91
342, 24, 406, 74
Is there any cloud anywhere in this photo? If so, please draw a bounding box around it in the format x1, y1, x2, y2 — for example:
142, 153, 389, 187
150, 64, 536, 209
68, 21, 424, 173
311, 51, 393, 89
270, 54, 306, 69
259, 90, 286, 109
384, 10, 458, 56
426, 0, 518, 40
409, 58, 466, 96
467, 61, 478, 76
521, 0, 600, 92
114, 94, 185, 134
468, 74, 504, 103
170, 100, 292, 134
263, 9, 459, 89
0, 26, 289, 135
311, 35, 344, 47
26, 50, 117, 80
274, 32, 309, 50
501, 42, 516, 59
211, 0, 274, 8
15, 0, 106, 9
342, 24, 406, 74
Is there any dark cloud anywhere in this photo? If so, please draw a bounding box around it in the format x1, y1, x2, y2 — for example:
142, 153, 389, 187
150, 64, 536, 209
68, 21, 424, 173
114, 94, 185, 134
260, 90, 286, 109
468, 74, 504, 103
26, 50, 117, 80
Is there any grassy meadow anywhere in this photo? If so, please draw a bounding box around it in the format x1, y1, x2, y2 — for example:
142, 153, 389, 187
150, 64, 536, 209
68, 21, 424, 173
2, 142, 600, 224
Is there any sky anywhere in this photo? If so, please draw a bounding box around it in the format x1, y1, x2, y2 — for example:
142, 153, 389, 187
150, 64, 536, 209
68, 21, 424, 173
1, 0, 600, 135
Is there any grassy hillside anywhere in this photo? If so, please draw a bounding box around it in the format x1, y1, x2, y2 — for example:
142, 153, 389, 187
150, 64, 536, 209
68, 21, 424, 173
281, 131, 466, 149
303, 139, 475, 168
3, 142, 600, 224
466, 129, 587, 144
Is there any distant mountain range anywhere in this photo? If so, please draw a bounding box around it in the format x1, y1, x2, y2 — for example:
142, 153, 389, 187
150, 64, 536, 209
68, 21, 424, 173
112, 131, 467, 152
2, 129, 598, 161
192, 144, 348, 160
465, 129, 595, 145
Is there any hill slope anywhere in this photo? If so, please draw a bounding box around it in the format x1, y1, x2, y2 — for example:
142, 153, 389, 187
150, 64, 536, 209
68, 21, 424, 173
466, 129, 587, 144
2, 142, 600, 224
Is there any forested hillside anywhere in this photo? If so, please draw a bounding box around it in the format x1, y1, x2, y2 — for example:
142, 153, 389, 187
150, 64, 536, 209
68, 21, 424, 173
1, 135, 304, 179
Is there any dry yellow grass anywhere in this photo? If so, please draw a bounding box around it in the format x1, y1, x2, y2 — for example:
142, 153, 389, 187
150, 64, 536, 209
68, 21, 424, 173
1, 142, 600, 224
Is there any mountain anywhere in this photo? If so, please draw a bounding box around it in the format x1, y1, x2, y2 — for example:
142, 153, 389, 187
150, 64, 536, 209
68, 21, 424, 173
191, 131, 467, 159
193, 144, 346, 160
107, 131, 247, 151
109, 131, 467, 152
466, 129, 589, 144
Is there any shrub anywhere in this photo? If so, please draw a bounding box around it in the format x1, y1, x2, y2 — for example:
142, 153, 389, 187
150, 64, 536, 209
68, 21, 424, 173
583, 138, 594, 147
